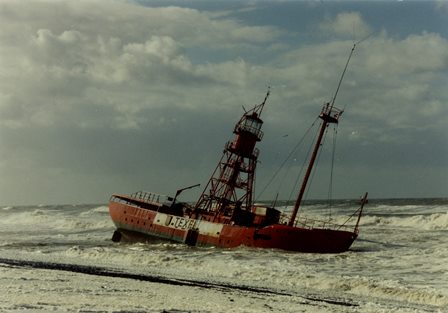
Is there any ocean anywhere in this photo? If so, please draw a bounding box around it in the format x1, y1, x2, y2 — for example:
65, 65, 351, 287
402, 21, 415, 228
0, 198, 447, 312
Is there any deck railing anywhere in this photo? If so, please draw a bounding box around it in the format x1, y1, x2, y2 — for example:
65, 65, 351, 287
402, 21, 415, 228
278, 213, 355, 232
236, 123, 264, 141
295, 215, 355, 232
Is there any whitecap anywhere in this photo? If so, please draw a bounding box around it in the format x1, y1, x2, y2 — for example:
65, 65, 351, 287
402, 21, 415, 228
361, 212, 448, 230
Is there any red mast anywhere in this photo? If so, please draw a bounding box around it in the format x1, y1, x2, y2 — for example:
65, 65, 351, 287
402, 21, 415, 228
194, 89, 270, 222
288, 43, 357, 227
288, 103, 342, 226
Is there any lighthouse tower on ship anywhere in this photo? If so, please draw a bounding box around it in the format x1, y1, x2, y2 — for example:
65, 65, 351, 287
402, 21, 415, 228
194, 89, 270, 223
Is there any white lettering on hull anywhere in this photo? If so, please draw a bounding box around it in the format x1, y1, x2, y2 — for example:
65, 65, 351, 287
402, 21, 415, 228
154, 213, 223, 237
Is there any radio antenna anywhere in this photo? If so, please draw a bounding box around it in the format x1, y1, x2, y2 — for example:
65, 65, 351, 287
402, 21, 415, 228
330, 31, 374, 109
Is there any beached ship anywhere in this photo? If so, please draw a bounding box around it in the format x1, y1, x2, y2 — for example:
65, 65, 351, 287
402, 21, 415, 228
109, 46, 367, 253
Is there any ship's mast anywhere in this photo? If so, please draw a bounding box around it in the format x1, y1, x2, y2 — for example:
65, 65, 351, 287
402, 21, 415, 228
288, 103, 342, 226
194, 89, 270, 222
288, 44, 357, 227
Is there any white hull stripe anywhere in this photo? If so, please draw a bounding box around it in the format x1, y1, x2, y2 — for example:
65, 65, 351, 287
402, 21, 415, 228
154, 213, 223, 237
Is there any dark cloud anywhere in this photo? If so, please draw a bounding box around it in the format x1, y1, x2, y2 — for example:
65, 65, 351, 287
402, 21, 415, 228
0, 0, 447, 205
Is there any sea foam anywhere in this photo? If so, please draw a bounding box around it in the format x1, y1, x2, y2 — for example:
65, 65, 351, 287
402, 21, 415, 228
361, 212, 448, 230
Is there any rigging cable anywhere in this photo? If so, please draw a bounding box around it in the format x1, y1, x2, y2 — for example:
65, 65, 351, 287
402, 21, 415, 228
332, 32, 374, 113
255, 117, 319, 202
327, 123, 339, 219
285, 119, 322, 209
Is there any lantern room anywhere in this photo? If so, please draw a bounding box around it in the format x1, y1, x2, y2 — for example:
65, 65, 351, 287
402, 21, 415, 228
235, 112, 263, 141
229, 112, 264, 158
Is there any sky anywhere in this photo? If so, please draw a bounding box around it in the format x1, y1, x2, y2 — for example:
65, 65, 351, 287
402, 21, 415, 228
0, 0, 447, 205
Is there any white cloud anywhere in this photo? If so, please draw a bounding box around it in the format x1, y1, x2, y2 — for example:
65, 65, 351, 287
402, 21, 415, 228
319, 12, 372, 39
240, 31, 448, 155
435, 0, 448, 13
0, 1, 284, 131
1, 1, 446, 137
0, 1, 447, 203
364, 33, 448, 75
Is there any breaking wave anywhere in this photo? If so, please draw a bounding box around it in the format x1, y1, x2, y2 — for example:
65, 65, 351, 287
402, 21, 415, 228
361, 212, 448, 230
1, 199, 447, 312
0, 205, 114, 232
59, 243, 448, 308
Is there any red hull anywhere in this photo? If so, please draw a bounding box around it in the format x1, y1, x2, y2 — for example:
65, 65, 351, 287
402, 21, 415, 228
109, 200, 358, 253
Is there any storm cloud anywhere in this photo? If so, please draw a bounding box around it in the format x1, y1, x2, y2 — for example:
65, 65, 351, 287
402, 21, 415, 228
0, 0, 446, 205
